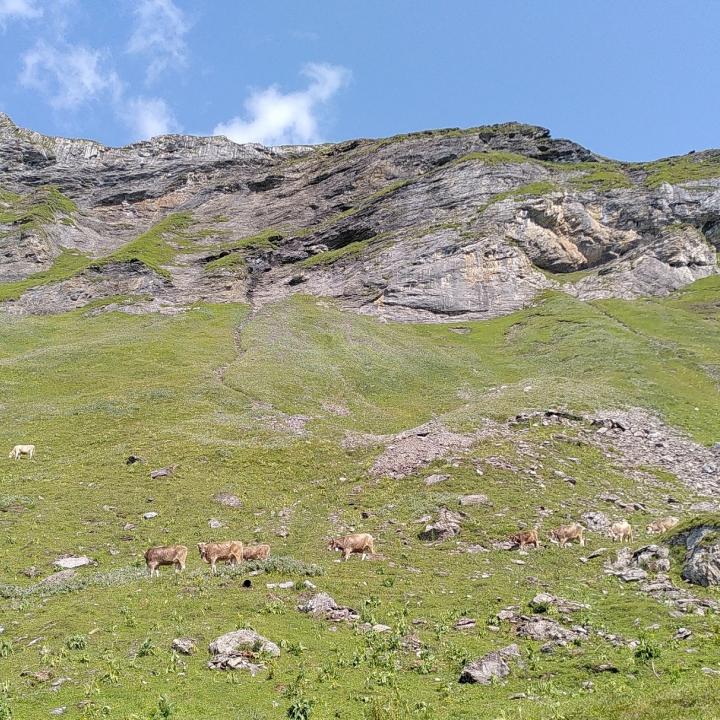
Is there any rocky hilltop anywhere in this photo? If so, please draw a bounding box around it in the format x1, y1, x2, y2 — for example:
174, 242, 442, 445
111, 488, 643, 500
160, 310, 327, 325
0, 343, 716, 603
1, 112, 719, 319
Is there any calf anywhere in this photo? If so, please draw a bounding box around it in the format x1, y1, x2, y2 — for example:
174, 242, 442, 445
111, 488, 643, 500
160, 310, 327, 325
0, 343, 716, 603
328, 533, 375, 561
549, 522, 585, 547
646, 516, 680, 534
242, 543, 271, 561
509, 529, 540, 550
609, 521, 633, 543
144, 545, 187, 577
9, 444, 35, 460
197, 541, 244, 574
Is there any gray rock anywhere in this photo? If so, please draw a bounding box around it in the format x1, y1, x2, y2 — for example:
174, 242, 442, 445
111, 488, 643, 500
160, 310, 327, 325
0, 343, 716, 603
208, 518, 224, 529
52, 556, 93, 569
632, 545, 671, 573
529, 593, 589, 613
582, 511, 611, 532
142, 512, 158, 520
459, 494, 490, 506
214, 492, 242, 508
297, 592, 359, 621
419, 507, 464, 542
424, 474, 448, 486
171, 637, 196, 655
1, 113, 719, 322
682, 540, 720, 587
207, 629, 280, 673
459, 644, 520, 684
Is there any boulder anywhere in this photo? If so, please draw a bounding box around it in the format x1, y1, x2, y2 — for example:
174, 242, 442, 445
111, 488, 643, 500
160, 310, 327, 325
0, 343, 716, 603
418, 508, 464, 541
632, 545, 670, 573
53, 556, 92, 570
582, 511, 610, 532
207, 629, 279, 673
529, 593, 589, 614
682, 539, 720, 587
172, 637, 196, 655
459, 644, 520, 685
297, 592, 359, 622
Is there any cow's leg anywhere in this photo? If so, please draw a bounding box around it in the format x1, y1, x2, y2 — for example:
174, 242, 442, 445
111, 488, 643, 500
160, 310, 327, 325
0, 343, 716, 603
344, 549, 350, 561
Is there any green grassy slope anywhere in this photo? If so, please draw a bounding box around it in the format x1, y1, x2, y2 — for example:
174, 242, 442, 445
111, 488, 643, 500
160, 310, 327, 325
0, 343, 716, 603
1, 282, 719, 719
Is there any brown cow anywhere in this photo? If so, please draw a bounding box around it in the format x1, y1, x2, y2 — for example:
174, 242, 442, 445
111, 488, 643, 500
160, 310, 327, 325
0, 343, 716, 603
328, 533, 376, 561
549, 522, 585, 548
509, 529, 540, 550
145, 545, 188, 577
242, 543, 271, 561
646, 516, 679, 534
197, 541, 243, 574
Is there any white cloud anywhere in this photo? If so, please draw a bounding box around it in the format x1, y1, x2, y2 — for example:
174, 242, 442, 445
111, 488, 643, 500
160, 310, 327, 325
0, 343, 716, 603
127, 0, 189, 82
122, 96, 179, 140
19, 41, 121, 109
214, 63, 350, 146
0, 0, 42, 23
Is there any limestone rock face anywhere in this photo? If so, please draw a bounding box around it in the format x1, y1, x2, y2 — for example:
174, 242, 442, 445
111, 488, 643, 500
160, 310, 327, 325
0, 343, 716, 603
1, 113, 718, 320
668, 524, 720, 587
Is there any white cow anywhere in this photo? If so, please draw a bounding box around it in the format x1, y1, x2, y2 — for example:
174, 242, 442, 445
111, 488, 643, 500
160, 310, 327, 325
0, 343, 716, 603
9, 444, 35, 460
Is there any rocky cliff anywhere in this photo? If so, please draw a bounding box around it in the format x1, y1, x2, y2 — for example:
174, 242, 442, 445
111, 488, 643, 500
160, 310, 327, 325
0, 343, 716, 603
1, 112, 718, 319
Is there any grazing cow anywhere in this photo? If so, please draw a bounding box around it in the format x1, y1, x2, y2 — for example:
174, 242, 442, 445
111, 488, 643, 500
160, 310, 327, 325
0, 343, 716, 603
509, 529, 540, 550
328, 533, 376, 561
197, 541, 244, 574
144, 545, 187, 577
549, 522, 585, 547
609, 521, 633, 543
9, 444, 35, 460
242, 543, 271, 561
646, 516, 680, 534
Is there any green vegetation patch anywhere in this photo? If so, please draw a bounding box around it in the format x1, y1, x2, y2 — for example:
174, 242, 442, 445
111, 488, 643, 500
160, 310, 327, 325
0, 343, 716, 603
0, 248, 91, 302
642, 153, 720, 188
203, 228, 283, 273
0, 185, 78, 232
97, 212, 193, 277
567, 162, 633, 191
298, 238, 375, 268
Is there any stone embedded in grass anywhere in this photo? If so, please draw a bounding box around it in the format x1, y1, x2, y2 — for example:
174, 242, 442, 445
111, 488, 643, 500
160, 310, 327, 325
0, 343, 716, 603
266, 581, 294, 589
458, 494, 490, 506
529, 593, 589, 614
207, 629, 279, 673
171, 637, 196, 655
53, 556, 93, 570
142, 512, 158, 520
424, 474, 448, 486
459, 644, 520, 684
213, 492, 242, 509
208, 518, 224, 529
297, 592, 359, 622
418, 508, 464, 541
150, 465, 176, 479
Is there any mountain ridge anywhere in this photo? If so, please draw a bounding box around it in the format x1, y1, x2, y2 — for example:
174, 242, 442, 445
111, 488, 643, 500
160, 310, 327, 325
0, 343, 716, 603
1, 113, 718, 320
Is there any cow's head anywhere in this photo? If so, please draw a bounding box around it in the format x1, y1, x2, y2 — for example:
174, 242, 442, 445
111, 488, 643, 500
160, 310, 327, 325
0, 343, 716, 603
197, 543, 207, 559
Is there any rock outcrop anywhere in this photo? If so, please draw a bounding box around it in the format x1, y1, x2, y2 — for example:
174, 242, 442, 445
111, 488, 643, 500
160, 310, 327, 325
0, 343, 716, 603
1, 113, 718, 320
667, 521, 720, 587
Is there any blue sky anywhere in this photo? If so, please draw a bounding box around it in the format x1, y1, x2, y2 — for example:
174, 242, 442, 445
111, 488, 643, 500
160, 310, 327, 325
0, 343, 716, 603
0, 0, 717, 160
